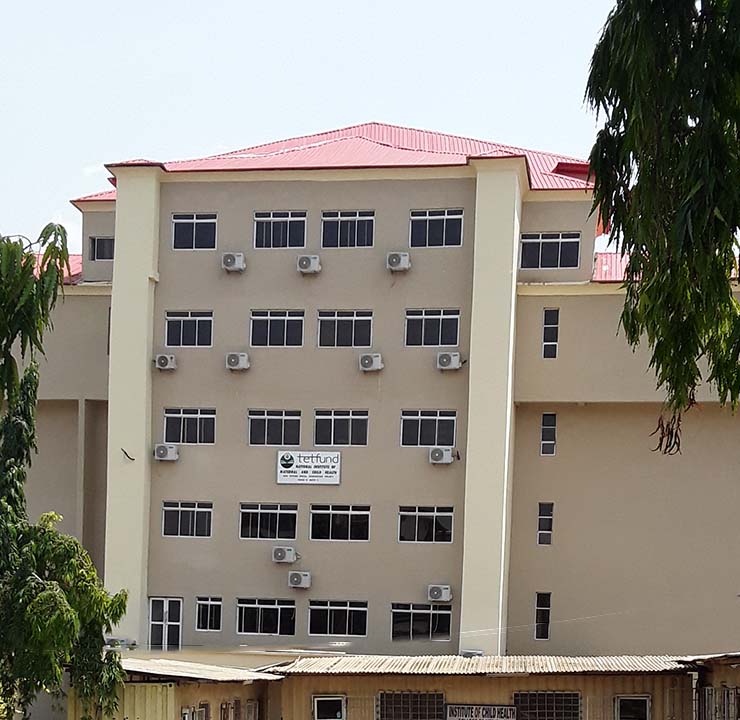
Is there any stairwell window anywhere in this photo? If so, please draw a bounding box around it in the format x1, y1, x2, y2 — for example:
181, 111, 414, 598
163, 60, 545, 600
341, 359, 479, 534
315, 410, 369, 446
401, 410, 456, 447
236, 598, 295, 635
537, 502, 554, 545
248, 410, 301, 446
398, 506, 453, 543
90, 236, 114, 261
310, 505, 370, 541
172, 213, 217, 250
250, 310, 304, 347
322, 211, 374, 248
318, 310, 373, 347
543, 308, 559, 358
405, 309, 460, 347
166, 311, 213, 347
540, 413, 556, 455
254, 211, 306, 248
164, 408, 216, 444
240, 503, 298, 540
162, 501, 213, 537
535, 592, 552, 640
391, 603, 451, 641
309, 601, 368, 636
195, 596, 222, 631
409, 209, 463, 247
520, 232, 580, 269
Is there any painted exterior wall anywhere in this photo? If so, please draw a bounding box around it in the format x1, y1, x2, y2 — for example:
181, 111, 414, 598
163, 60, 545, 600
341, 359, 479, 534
81, 208, 116, 283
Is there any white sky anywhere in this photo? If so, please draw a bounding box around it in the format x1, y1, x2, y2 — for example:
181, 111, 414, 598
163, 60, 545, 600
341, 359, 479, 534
0, 0, 615, 253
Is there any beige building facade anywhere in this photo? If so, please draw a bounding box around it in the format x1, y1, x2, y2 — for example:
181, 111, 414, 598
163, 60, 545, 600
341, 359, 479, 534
26, 123, 740, 662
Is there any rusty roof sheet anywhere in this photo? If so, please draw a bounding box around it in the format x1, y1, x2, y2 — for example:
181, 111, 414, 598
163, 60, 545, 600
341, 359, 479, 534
121, 657, 281, 682
271, 655, 693, 676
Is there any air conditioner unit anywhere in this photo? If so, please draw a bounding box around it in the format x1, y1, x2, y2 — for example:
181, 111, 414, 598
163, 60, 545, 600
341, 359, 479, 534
436, 351, 462, 370
226, 352, 250, 371
297, 255, 321, 274
428, 584, 453, 602
272, 546, 297, 563
429, 447, 454, 464
386, 252, 411, 272
222, 252, 246, 272
154, 443, 179, 461
359, 352, 384, 372
288, 571, 311, 588
154, 354, 177, 371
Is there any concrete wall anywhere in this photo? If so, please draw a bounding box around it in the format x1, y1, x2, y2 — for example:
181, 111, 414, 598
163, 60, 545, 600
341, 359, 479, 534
81, 209, 116, 283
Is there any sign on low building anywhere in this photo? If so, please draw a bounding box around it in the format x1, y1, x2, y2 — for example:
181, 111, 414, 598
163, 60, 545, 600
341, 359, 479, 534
446, 706, 516, 720
276, 450, 341, 485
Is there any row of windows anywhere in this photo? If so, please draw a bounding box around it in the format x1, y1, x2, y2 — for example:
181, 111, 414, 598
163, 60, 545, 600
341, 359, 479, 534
164, 308, 461, 348
163, 408, 457, 448
150, 596, 452, 643
162, 502, 454, 543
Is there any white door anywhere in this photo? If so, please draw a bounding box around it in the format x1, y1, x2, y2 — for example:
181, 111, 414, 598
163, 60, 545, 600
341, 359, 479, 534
149, 597, 182, 650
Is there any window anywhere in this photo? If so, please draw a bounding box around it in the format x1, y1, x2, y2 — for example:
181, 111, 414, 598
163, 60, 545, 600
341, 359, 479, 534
391, 604, 451, 641
162, 501, 213, 537
398, 506, 453, 543
172, 213, 217, 250
219, 700, 247, 720
166, 311, 213, 347
310, 505, 370, 541
535, 591, 551, 640
409, 208, 463, 247
513, 693, 581, 720
401, 410, 456, 447
240, 503, 298, 540
543, 308, 559, 358
250, 310, 304, 347
309, 601, 368, 636
236, 598, 295, 635
314, 410, 368, 446
520, 232, 580, 269
318, 311, 372, 348
314, 697, 346, 720
378, 693, 446, 720
248, 410, 301, 446
195, 596, 222, 631
405, 309, 460, 347
540, 413, 556, 456
616, 697, 650, 720
164, 408, 216, 444
90, 236, 114, 261
321, 210, 374, 248
254, 211, 306, 248
149, 597, 182, 650
537, 503, 554, 545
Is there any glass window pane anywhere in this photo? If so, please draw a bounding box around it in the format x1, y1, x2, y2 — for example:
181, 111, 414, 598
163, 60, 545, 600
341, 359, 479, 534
445, 217, 462, 246
181, 319, 197, 346
410, 219, 427, 247
311, 512, 330, 539
194, 222, 216, 249
319, 319, 336, 347
349, 608, 367, 635
268, 319, 285, 346
437, 419, 455, 446
406, 318, 423, 346
249, 418, 266, 445
167, 624, 181, 648
431, 610, 451, 639
423, 318, 441, 346
310, 607, 328, 634
560, 241, 580, 267
288, 221, 305, 248
350, 418, 368, 445
544, 309, 559, 325
241, 511, 257, 538
165, 417, 181, 443
416, 515, 434, 542
278, 607, 295, 635
261, 607, 279, 634
419, 418, 437, 446
356, 219, 373, 247
331, 512, 350, 540
392, 610, 411, 639
441, 318, 458, 346
520, 242, 540, 268
258, 512, 277, 539
336, 319, 353, 347
266, 418, 284, 446
333, 418, 350, 445
354, 319, 371, 347
251, 319, 268, 346
541, 242, 559, 268
543, 326, 558, 343
286, 319, 303, 346
197, 320, 212, 346
350, 513, 369, 540
434, 514, 453, 542
398, 514, 416, 541
401, 418, 419, 446
284, 418, 301, 445
199, 417, 215, 444
412, 611, 431, 639
241, 606, 259, 633
184, 417, 199, 444
323, 221, 339, 248
277, 512, 297, 539
163, 509, 179, 536
166, 320, 181, 347
329, 608, 348, 635
195, 511, 211, 536
173, 223, 194, 249
427, 219, 444, 246
151, 599, 164, 622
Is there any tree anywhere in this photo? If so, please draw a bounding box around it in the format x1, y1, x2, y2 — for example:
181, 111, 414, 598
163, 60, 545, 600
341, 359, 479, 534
586, 0, 740, 453
0, 224, 127, 720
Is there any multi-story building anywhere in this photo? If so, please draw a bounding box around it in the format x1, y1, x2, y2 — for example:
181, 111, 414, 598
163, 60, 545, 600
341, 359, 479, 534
25, 122, 740, 660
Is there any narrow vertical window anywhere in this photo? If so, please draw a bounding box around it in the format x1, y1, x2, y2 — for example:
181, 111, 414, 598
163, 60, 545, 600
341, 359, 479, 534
540, 413, 556, 455
543, 308, 559, 358
195, 596, 222, 631
90, 236, 115, 260
537, 503, 554, 545
535, 592, 551, 640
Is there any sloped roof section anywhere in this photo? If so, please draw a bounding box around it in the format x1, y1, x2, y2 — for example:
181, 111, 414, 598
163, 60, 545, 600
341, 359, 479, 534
592, 252, 628, 283
105, 122, 593, 191
121, 657, 281, 682
34, 253, 83, 285
271, 654, 692, 676
71, 189, 117, 203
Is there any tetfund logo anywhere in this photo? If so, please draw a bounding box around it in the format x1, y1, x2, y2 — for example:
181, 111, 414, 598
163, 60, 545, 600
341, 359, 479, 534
279, 453, 295, 469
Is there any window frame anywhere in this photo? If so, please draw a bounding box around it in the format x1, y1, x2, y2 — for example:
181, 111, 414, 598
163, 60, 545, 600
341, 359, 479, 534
162, 501, 213, 538
614, 696, 651, 720
149, 596, 183, 650
253, 210, 307, 249
542, 307, 560, 359
537, 502, 554, 546
390, 603, 452, 642
408, 208, 464, 248
308, 601, 369, 638
314, 410, 369, 447
397, 506, 454, 544
163, 408, 217, 445
534, 591, 551, 641
250, 310, 305, 348
400, 410, 457, 448
540, 413, 557, 456
317, 310, 373, 349
513, 692, 581, 720
404, 309, 460, 348
195, 596, 223, 633
165, 311, 214, 349
321, 210, 375, 249
239, 502, 299, 541
171, 212, 218, 251
90, 236, 115, 261
235, 598, 296, 636
309, 504, 371, 542
313, 696, 347, 720
247, 410, 301, 447
519, 232, 581, 270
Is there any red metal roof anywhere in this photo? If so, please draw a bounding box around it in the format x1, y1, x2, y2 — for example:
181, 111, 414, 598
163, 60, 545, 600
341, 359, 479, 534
592, 252, 627, 283
34, 254, 83, 285
104, 122, 593, 191
71, 189, 117, 203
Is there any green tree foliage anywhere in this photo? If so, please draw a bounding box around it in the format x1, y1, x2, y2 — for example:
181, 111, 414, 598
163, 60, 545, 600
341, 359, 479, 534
0, 224, 127, 719
586, 0, 740, 453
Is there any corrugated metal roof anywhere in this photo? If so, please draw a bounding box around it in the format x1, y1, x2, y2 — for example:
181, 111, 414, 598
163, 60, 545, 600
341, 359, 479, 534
121, 657, 281, 682
34, 253, 83, 285
592, 252, 628, 283
104, 122, 593, 191
71, 189, 117, 203
271, 655, 692, 676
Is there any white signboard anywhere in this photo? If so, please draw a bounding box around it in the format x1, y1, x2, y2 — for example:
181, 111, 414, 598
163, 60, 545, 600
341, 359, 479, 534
447, 706, 516, 720
276, 450, 341, 485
